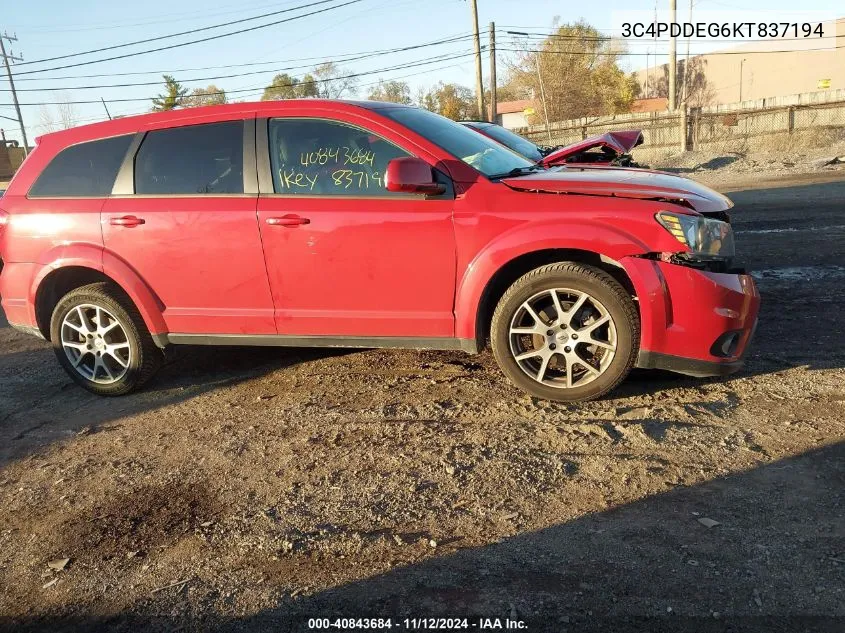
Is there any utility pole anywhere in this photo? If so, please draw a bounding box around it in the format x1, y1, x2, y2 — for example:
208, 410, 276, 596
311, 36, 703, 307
535, 56, 552, 143
468, 0, 485, 121
650, 1, 657, 99
681, 0, 692, 105
668, 0, 677, 110
489, 22, 497, 125
680, 0, 692, 152
0, 32, 28, 155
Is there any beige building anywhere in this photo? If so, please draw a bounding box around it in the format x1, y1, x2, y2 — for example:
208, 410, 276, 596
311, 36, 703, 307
493, 100, 534, 129
636, 17, 845, 106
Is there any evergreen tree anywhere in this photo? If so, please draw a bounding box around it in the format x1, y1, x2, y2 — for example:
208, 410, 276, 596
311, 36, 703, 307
152, 75, 189, 111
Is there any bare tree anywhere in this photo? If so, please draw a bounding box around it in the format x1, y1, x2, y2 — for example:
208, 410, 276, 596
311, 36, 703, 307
656, 57, 714, 108
38, 94, 80, 133
313, 62, 358, 99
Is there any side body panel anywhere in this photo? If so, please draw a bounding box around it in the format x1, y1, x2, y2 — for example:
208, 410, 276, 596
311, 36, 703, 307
101, 114, 276, 335
0, 196, 107, 328
102, 197, 274, 335
451, 187, 686, 341
257, 196, 457, 337
255, 109, 458, 338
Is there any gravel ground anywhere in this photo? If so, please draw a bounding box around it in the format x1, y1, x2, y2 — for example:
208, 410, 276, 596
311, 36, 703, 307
0, 170, 843, 633
649, 135, 845, 182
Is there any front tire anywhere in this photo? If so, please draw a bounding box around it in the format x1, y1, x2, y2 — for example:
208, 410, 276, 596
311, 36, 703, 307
491, 262, 639, 402
50, 282, 163, 396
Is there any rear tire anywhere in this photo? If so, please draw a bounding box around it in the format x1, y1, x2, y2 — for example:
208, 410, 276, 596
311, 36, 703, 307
50, 282, 163, 396
491, 262, 639, 402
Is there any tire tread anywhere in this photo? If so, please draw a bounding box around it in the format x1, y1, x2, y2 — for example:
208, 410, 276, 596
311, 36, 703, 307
490, 262, 640, 401
50, 282, 163, 396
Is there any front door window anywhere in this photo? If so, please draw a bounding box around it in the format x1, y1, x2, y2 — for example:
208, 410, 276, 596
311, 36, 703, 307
268, 118, 410, 197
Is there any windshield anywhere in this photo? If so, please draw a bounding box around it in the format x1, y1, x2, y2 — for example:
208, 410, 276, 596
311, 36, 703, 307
474, 124, 543, 162
379, 107, 535, 178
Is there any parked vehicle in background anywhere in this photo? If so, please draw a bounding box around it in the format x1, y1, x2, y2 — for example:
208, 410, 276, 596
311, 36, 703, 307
0, 100, 758, 401
460, 121, 645, 168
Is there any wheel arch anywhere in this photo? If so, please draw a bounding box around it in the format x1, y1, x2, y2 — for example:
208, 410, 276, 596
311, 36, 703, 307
33, 257, 167, 342
466, 248, 638, 350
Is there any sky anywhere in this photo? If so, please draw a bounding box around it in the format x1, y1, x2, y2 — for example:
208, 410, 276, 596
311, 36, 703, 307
1, 0, 842, 146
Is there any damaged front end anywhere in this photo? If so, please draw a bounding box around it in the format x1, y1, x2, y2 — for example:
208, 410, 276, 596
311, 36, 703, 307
639, 209, 740, 274
540, 130, 646, 168
638, 251, 738, 274
626, 204, 739, 277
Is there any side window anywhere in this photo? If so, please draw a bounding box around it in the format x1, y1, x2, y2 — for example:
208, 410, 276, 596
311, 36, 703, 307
29, 135, 133, 198
268, 118, 411, 196
134, 121, 243, 195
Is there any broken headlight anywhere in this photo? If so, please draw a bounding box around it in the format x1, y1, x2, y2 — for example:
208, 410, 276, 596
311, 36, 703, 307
655, 211, 735, 259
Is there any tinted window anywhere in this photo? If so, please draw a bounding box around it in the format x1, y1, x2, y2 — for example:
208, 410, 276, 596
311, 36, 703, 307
379, 107, 534, 178
135, 121, 243, 195
268, 118, 410, 196
29, 135, 133, 197
476, 124, 544, 162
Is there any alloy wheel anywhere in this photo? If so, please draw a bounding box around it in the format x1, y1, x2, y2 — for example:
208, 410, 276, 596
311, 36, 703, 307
508, 287, 617, 389
60, 304, 131, 385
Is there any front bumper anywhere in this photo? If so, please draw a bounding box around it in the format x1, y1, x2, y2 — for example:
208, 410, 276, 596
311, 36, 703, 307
637, 350, 745, 377
622, 257, 760, 377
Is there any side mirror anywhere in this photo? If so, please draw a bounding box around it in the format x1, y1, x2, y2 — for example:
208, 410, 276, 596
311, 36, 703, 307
385, 157, 445, 195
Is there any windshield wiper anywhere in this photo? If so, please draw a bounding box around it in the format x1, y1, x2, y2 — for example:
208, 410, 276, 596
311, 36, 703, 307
489, 165, 544, 179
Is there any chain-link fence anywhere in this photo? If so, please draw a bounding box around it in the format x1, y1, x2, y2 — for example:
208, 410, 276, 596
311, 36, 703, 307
516, 90, 845, 164
693, 101, 845, 155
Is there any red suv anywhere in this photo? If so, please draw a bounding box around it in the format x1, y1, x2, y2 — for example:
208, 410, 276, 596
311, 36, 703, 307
0, 100, 759, 400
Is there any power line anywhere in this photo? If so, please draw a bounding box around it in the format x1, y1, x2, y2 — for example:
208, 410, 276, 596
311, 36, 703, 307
12, 0, 363, 76
499, 43, 844, 56
17, 0, 308, 34
1, 49, 483, 106
2, 35, 477, 92
16, 0, 347, 67
56, 56, 475, 129
502, 28, 840, 44
13, 32, 474, 82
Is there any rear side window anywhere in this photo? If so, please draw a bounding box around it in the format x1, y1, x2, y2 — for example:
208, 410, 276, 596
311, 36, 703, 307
29, 135, 133, 198
134, 121, 244, 195
268, 118, 410, 196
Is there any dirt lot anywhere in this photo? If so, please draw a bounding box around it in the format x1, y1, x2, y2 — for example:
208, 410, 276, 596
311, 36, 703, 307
1, 170, 843, 632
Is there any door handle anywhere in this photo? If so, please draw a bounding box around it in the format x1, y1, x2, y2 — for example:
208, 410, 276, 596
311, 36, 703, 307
266, 215, 310, 227
110, 215, 146, 228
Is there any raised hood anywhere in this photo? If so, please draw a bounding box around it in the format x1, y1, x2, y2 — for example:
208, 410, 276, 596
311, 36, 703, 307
541, 130, 644, 167
502, 167, 733, 214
